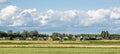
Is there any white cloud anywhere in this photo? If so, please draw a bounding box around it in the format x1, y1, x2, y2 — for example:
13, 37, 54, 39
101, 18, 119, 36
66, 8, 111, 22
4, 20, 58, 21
82, 9, 110, 26
0, 5, 120, 30
1, 5, 18, 15
10, 20, 24, 26
11, 8, 37, 26
60, 10, 78, 22
0, 5, 18, 26
110, 8, 120, 19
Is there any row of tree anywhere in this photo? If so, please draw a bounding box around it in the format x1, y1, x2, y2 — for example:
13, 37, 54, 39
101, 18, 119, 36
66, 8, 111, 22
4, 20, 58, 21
0, 30, 120, 40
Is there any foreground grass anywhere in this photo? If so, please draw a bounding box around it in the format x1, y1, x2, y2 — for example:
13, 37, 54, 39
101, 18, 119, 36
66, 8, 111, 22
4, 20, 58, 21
0, 48, 120, 54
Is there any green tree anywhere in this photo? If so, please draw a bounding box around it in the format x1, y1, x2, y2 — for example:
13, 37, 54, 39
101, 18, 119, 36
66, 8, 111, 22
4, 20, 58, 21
21, 30, 29, 38
7, 30, 13, 40
7, 30, 13, 36
52, 33, 59, 40
29, 30, 39, 37
68, 34, 73, 40
13, 32, 21, 37
0, 30, 7, 37
101, 31, 110, 39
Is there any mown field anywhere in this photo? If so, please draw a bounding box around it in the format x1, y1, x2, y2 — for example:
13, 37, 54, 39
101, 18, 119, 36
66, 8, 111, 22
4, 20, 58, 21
0, 48, 120, 54
0, 40, 120, 48
0, 40, 120, 54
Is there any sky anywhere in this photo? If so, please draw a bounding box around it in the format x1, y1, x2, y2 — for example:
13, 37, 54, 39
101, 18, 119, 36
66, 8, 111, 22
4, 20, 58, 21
0, 0, 120, 34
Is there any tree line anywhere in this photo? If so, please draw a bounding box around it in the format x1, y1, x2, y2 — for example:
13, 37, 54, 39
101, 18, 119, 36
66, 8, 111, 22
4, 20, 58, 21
0, 30, 120, 40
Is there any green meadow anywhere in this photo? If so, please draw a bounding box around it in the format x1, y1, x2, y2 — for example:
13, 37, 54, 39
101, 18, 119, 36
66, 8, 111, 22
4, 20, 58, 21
0, 48, 120, 54
0, 40, 120, 54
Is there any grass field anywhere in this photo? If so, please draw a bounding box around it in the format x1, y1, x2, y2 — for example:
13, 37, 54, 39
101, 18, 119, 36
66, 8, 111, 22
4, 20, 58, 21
0, 40, 120, 48
0, 48, 120, 54
0, 40, 120, 54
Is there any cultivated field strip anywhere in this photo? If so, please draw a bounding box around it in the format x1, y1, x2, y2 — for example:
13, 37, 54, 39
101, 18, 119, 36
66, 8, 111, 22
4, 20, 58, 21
0, 40, 120, 48
0, 44, 120, 48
